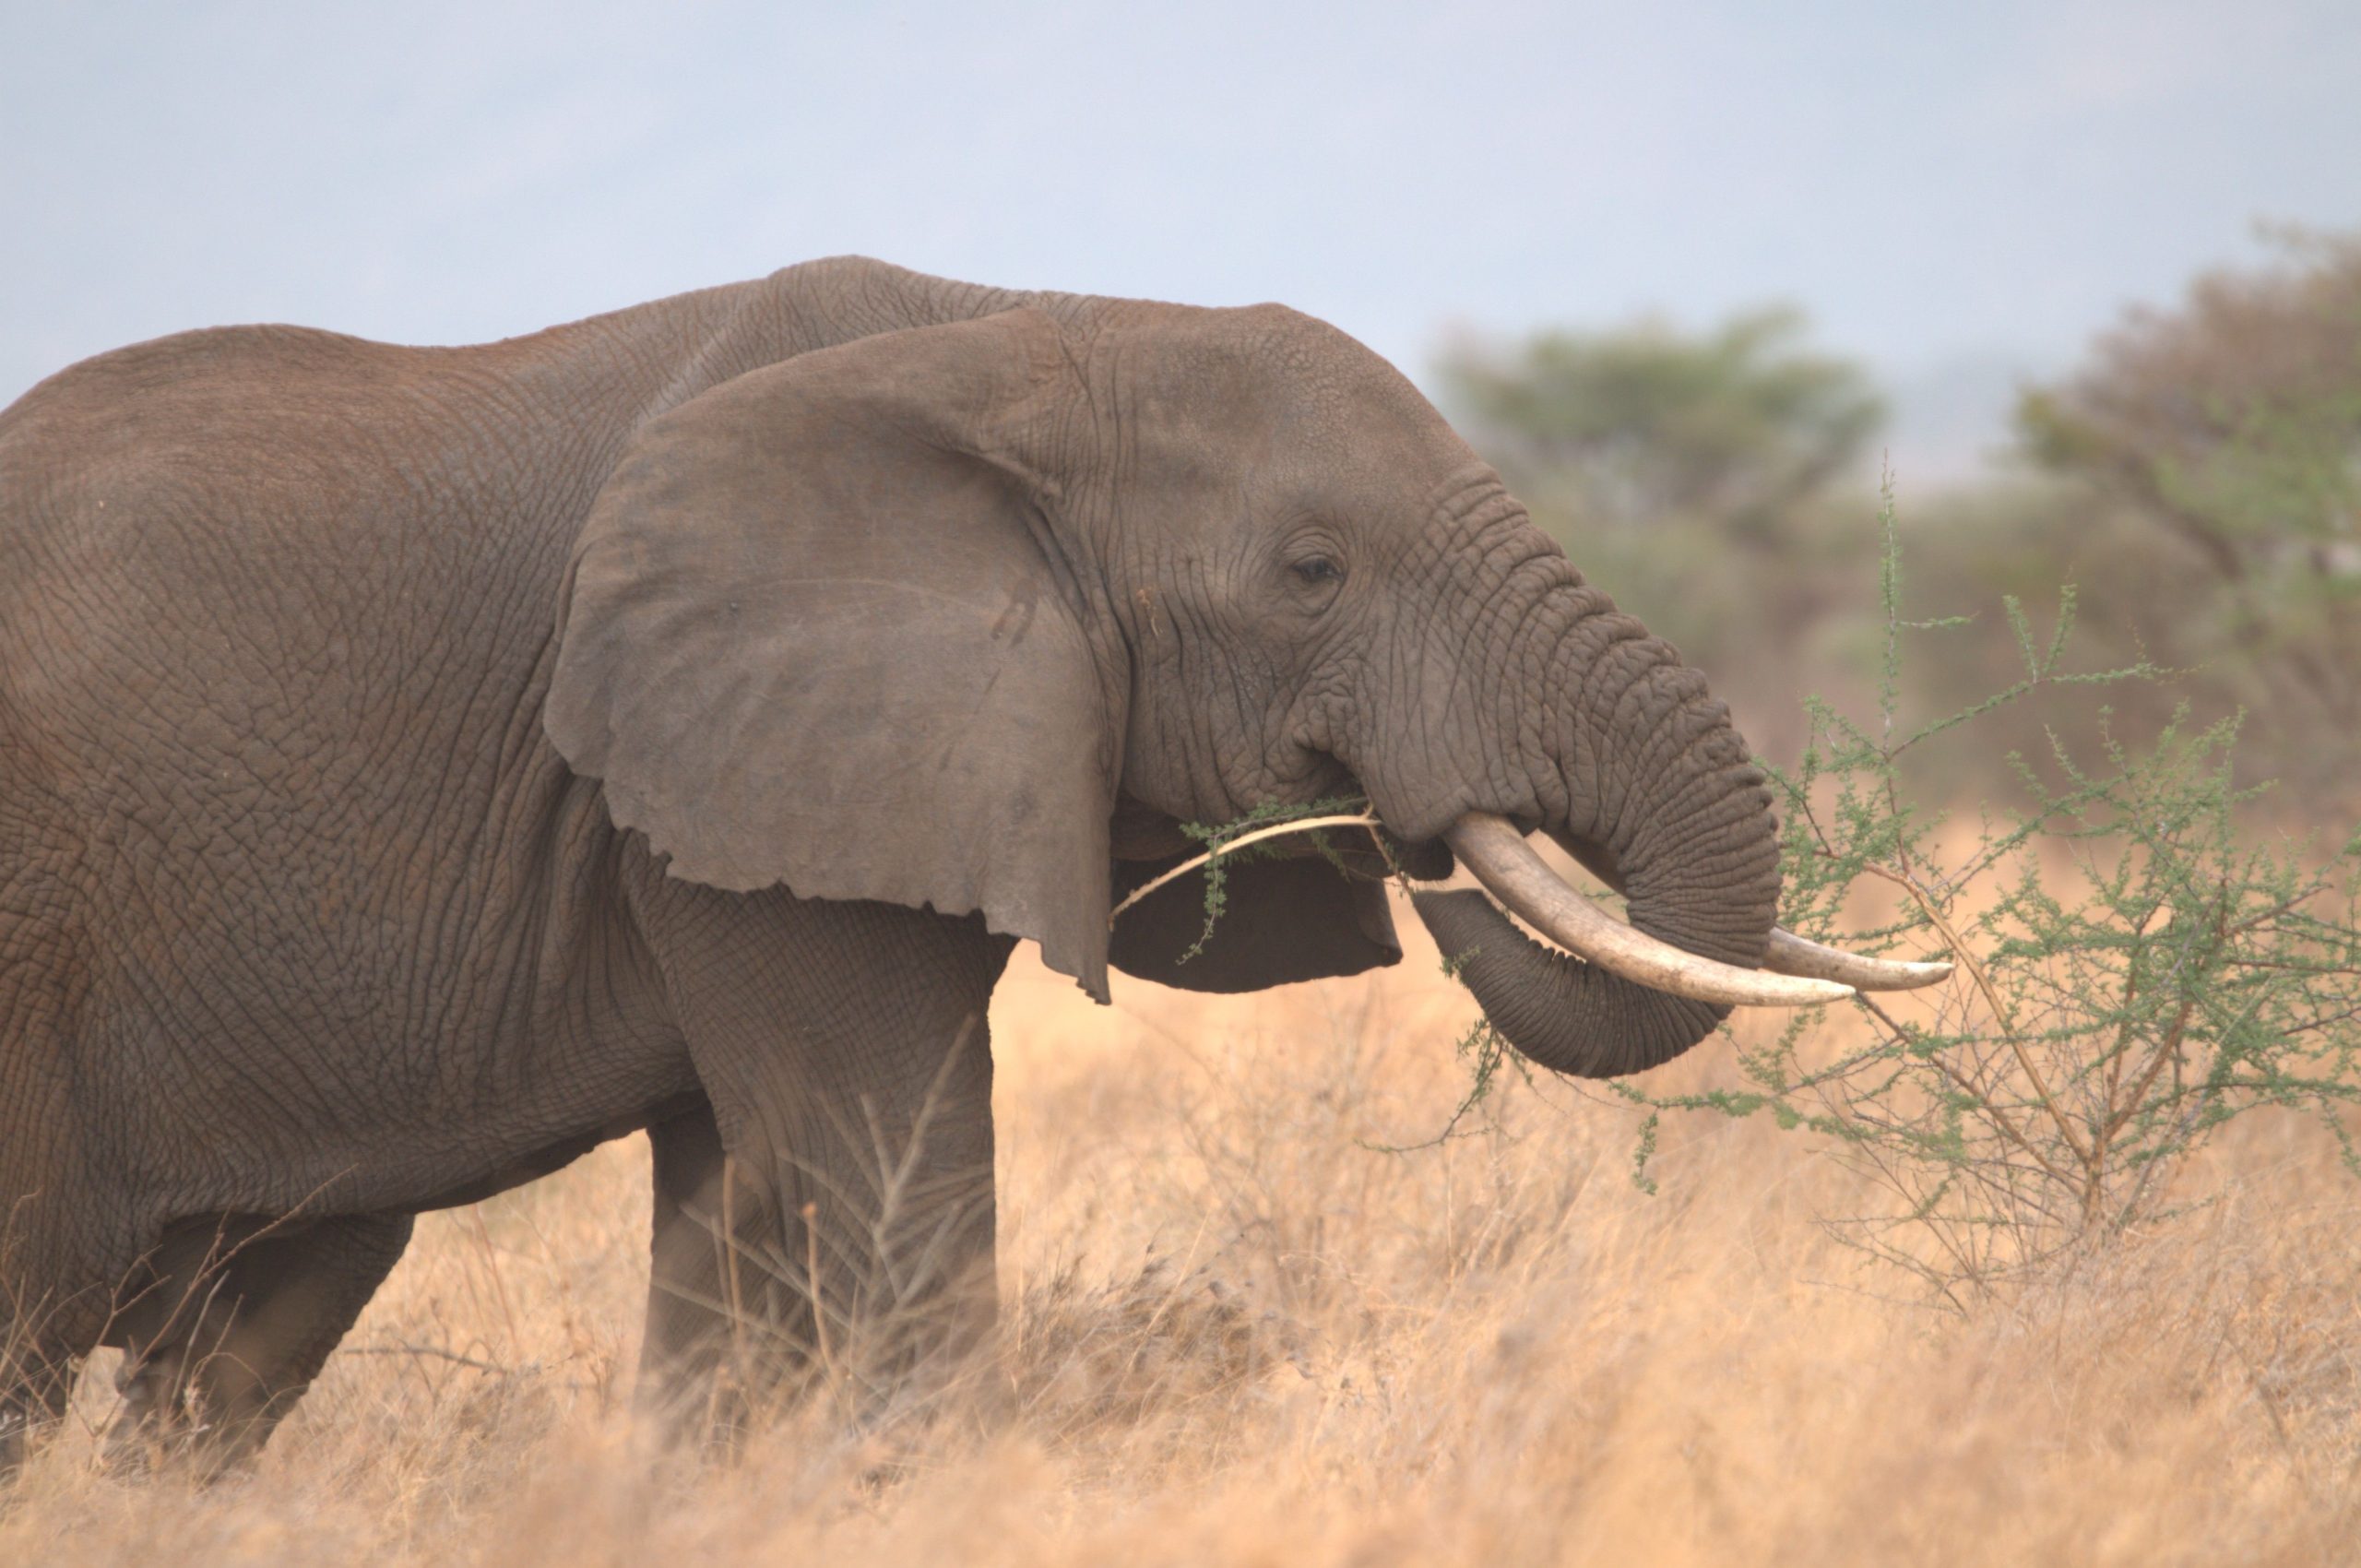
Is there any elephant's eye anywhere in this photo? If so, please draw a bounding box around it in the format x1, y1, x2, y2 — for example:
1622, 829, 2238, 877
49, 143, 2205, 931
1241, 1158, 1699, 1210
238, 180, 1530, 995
1289, 555, 1344, 587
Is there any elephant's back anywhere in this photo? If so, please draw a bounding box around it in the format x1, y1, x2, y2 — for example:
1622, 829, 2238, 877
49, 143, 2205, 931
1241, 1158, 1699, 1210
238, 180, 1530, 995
1, 324, 492, 657
0, 322, 655, 1159
0, 290, 780, 819
5, 327, 521, 782
0, 323, 617, 985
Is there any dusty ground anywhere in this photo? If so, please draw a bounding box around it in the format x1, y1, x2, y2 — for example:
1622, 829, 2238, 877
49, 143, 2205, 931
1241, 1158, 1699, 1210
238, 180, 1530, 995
6, 892, 2356, 1565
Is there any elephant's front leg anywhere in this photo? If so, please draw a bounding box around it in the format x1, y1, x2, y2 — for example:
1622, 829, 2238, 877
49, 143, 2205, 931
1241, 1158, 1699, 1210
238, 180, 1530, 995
629, 880, 1012, 1436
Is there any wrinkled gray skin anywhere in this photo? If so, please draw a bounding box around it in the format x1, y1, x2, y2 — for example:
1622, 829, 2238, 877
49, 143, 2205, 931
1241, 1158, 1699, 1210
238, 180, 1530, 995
0, 258, 1776, 1471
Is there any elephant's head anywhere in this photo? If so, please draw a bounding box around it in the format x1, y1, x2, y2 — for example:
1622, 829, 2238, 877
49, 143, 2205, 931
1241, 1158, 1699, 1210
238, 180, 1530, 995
547, 291, 1940, 1078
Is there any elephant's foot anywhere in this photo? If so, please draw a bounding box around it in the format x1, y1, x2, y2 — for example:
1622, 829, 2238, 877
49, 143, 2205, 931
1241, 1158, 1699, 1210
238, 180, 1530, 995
0, 1346, 75, 1485
101, 1341, 262, 1480
102, 1347, 191, 1476
0, 1404, 39, 1483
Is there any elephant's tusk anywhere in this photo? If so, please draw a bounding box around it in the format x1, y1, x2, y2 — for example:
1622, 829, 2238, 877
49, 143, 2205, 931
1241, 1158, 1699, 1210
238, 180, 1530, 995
1760, 929, 1952, 991
1443, 814, 1855, 1008
1543, 825, 1952, 992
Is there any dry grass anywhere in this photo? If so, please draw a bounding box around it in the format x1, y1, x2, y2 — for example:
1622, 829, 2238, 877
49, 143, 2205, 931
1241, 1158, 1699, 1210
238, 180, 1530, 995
6, 892, 2356, 1565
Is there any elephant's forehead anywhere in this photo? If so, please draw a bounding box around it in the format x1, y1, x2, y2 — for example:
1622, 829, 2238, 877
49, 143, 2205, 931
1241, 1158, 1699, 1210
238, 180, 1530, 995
1241, 389, 1480, 513
1225, 362, 1472, 489
1125, 303, 1439, 430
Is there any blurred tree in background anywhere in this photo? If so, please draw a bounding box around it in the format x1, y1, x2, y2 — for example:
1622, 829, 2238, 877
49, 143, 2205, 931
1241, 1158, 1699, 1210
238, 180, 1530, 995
1436, 306, 1883, 540
2012, 229, 2361, 809
1442, 233, 2360, 819
2018, 228, 2361, 588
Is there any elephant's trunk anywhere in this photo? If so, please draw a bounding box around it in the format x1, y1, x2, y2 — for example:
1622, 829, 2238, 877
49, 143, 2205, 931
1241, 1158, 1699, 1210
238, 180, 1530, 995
1413, 612, 1785, 1077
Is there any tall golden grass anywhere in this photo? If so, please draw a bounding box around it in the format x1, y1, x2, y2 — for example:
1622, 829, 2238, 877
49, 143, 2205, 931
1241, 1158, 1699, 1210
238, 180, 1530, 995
5, 891, 2355, 1565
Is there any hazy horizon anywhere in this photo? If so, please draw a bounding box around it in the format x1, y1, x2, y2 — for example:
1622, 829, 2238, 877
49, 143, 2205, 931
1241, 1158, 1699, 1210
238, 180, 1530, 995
6, 1, 2357, 484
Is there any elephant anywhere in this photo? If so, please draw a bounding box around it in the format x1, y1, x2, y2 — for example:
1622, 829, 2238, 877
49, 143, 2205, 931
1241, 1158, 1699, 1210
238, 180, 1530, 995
0, 256, 1942, 1471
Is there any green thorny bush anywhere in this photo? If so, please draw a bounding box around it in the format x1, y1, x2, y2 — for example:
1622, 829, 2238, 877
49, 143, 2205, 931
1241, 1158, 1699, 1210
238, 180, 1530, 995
1610, 483, 2361, 1303
1159, 484, 2360, 1301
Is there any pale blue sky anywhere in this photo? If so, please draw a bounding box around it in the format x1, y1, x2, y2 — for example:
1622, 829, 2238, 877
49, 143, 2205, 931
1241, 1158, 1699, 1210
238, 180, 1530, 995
6, 1, 2357, 479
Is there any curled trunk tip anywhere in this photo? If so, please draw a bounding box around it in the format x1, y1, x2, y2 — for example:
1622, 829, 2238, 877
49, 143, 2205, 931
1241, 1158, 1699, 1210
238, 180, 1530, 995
1412, 888, 1728, 1078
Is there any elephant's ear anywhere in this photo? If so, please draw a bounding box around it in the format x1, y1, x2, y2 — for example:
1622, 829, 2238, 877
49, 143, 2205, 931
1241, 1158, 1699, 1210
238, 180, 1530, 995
547, 308, 1126, 999
1108, 849, 1403, 993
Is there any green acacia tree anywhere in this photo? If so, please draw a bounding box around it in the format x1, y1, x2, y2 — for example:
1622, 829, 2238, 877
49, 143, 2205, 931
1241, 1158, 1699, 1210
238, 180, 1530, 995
1608, 496, 2361, 1304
